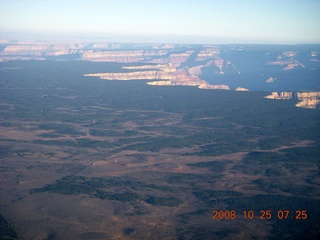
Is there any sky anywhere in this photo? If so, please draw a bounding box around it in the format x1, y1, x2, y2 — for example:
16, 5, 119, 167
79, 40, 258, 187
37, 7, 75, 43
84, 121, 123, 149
0, 0, 320, 44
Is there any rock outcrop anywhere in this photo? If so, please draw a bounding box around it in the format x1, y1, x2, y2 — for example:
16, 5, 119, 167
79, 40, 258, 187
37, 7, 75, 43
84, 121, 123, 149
0, 42, 172, 62
149, 51, 193, 67
123, 64, 176, 72
85, 64, 176, 80
84, 70, 175, 81
84, 64, 230, 90
295, 92, 320, 109
265, 92, 293, 99
198, 84, 230, 90
266, 77, 276, 83
81, 50, 168, 62
311, 51, 319, 62
195, 48, 219, 61
267, 51, 305, 70
147, 80, 230, 90
1, 44, 79, 57
235, 87, 249, 91
264, 91, 320, 109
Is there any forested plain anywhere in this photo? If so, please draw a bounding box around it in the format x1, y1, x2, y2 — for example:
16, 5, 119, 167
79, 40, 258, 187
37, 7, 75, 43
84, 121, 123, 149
0, 60, 319, 239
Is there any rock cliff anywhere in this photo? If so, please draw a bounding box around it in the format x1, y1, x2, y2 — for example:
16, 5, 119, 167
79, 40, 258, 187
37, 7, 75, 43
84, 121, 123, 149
84, 63, 230, 90
295, 92, 320, 109
0, 42, 172, 62
85, 64, 176, 80
267, 51, 305, 70
195, 48, 219, 61
235, 87, 249, 91
264, 91, 320, 109
148, 51, 193, 67
296, 92, 320, 99
123, 64, 176, 73
311, 51, 319, 62
84, 70, 175, 81
81, 50, 168, 62
146, 80, 229, 90
1, 44, 79, 57
264, 92, 293, 99
266, 77, 276, 83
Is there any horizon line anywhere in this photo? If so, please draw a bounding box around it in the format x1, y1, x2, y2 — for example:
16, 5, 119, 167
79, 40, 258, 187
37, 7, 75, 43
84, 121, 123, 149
1, 30, 320, 45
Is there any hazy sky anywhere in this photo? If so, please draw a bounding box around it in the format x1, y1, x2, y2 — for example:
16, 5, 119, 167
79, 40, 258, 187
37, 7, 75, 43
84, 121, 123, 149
1, 0, 320, 43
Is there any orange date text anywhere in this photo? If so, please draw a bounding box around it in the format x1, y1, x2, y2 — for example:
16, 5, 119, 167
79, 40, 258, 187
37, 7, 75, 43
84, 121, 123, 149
212, 210, 308, 220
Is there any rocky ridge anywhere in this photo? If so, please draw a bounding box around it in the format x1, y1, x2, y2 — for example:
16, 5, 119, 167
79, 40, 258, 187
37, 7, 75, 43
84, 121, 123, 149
267, 51, 305, 70
81, 50, 169, 62
84, 64, 230, 90
80, 46, 233, 90
84, 70, 175, 81
266, 77, 277, 83
235, 87, 249, 91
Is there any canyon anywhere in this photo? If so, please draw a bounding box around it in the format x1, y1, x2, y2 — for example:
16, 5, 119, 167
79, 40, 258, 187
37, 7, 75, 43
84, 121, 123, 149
0, 41, 232, 90
267, 51, 306, 70
0, 40, 319, 109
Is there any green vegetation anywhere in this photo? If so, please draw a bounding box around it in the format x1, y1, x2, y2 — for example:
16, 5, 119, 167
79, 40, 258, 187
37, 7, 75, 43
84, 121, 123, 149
0, 146, 12, 158
193, 190, 244, 205
252, 179, 316, 197
191, 190, 320, 239
231, 145, 320, 177
1, 61, 319, 156
1, 60, 319, 240
123, 227, 135, 236
33, 175, 183, 206
243, 147, 320, 164
280, 147, 320, 163
264, 167, 287, 177
145, 196, 183, 207
0, 214, 18, 240
258, 137, 290, 150
176, 225, 239, 240
0, 146, 39, 159
0, 122, 14, 127
94, 190, 142, 202
118, 136, 193, 152
89, 129, 139, 137
222, 195, 320, 240
34, 176, 95, 195
231, 164, 264, 175
34, 139, 113, 148
165, 173, 220, 185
